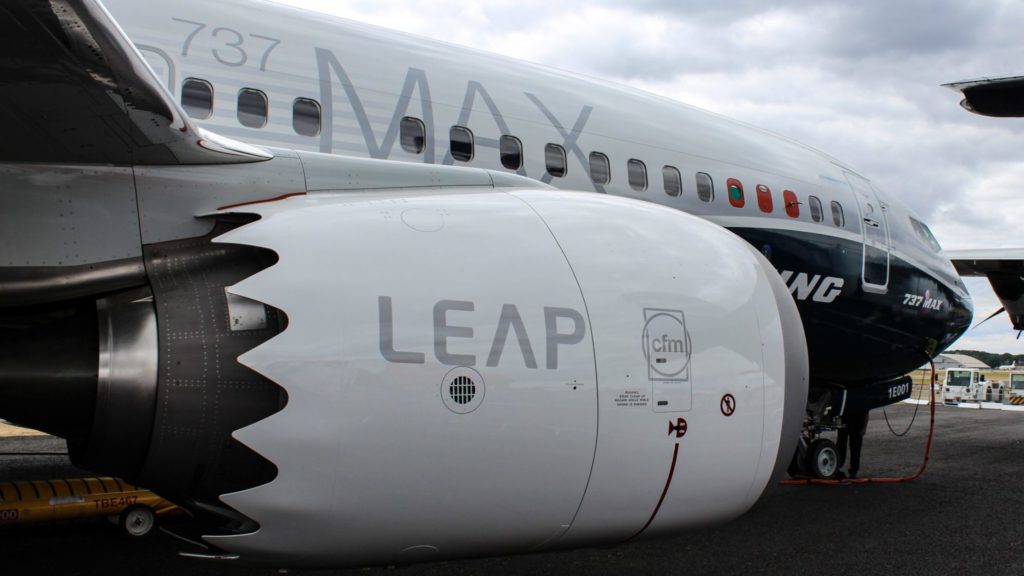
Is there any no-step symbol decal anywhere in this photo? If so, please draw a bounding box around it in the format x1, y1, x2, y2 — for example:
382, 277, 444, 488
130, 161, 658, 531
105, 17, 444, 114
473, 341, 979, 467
720, 394, 736, 416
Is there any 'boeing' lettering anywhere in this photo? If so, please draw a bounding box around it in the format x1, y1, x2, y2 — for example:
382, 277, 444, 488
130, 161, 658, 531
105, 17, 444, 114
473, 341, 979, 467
778, 271, 845, 304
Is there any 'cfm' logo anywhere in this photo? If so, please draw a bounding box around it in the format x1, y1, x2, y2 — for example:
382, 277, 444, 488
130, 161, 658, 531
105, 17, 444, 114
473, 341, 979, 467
642, 308, 691, 382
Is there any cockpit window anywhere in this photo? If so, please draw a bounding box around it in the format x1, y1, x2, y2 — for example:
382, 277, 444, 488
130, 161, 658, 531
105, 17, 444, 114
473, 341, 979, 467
910, 217, 943, 253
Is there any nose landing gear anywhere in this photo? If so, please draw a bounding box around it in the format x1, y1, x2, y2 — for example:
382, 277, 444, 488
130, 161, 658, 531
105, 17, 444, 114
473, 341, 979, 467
807, 438, 840, 479
789, 435, 841, 479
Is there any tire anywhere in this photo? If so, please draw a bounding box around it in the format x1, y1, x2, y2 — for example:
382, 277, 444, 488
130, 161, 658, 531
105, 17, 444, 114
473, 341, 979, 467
806, 438, 839, 479
119, 504, 156, 537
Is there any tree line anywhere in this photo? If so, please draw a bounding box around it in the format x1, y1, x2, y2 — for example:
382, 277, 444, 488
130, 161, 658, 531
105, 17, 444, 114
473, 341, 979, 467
947, 350, 1024, 369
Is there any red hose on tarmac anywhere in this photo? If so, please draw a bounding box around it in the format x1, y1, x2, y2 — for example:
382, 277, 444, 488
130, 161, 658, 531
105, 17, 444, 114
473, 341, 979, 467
780, 360, 936, 486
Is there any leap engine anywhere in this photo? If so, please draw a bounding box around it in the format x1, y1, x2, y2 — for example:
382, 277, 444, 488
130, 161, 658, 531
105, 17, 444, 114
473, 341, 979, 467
0, 157, 807, 566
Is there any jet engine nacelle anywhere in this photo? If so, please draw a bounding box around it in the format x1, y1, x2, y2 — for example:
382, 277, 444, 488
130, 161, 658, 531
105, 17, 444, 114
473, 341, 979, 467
0, 186, 806, 566
193, 189, 808, 565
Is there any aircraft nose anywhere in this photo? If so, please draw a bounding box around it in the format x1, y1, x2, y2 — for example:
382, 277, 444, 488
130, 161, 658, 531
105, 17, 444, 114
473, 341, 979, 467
947, 288, 975, 347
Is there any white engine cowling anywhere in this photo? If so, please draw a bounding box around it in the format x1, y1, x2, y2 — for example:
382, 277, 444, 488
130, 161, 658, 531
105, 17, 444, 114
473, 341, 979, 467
206, 188, 807, 565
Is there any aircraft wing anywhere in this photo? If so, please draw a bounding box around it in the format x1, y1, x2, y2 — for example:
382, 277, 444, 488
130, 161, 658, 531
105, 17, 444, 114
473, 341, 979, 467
947, 249, 1024, 330
0, 0, 269, 164
943, 76, 1024, 118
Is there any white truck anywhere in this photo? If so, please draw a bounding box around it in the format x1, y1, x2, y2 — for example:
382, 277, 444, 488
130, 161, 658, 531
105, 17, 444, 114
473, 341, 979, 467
1008, 372, 1024, 400
942, 368, 982, 404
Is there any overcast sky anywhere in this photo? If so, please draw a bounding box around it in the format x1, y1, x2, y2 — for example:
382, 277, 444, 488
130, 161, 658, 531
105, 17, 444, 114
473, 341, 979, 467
276, 0, 1024, 354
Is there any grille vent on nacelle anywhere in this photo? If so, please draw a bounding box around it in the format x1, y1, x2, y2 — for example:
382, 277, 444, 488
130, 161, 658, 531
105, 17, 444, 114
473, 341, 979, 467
449, 375, 476, 405
441, 367, 484, 414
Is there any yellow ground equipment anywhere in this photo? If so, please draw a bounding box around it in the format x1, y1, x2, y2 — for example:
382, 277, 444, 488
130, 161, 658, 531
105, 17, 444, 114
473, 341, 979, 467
0, 477, 179, 536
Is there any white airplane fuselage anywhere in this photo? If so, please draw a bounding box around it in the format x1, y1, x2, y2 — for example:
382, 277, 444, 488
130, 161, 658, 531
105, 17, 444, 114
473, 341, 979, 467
0, 0, 977, 566
105, 0, 972, 384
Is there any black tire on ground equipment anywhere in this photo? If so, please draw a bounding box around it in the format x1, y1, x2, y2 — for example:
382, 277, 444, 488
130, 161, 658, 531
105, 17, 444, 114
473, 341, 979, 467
119, 504, 156, 537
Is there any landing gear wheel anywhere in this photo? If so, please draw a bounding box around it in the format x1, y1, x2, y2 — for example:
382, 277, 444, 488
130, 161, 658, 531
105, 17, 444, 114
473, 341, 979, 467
806, 438, 839, 479
119, 504, 156, 537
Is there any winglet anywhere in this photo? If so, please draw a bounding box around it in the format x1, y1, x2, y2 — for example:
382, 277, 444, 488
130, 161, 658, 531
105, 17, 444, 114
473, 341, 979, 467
943, 76, 1024, 118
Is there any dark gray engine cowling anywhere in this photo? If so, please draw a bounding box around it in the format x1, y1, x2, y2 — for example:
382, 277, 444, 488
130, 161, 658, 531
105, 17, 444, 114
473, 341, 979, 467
0, 218, 287, 529
126, 219, 286, 511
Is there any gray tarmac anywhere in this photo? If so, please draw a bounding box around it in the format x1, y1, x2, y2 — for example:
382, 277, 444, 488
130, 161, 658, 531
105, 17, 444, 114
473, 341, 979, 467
2, 403, 1024, 575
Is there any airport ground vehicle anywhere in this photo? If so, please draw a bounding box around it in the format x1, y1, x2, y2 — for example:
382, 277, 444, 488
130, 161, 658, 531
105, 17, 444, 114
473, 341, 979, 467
1008, 372, 1024, 399
0, 477, 179, 536
942, 369, 982, 403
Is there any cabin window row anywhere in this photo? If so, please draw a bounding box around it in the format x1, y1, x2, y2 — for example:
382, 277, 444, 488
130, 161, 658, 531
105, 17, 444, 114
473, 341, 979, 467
403, 119, 710, 199
180, 78, 323, 137
806, 195, 846, 227
178, 85, 848, 229
409, 117, 848, 228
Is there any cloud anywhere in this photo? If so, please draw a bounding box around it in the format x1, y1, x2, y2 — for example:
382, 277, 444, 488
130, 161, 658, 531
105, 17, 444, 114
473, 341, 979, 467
821, 1, 994, 59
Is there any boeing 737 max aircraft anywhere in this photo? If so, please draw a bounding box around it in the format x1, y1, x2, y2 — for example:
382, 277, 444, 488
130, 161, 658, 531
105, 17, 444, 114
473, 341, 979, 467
0, 0, 1014, 567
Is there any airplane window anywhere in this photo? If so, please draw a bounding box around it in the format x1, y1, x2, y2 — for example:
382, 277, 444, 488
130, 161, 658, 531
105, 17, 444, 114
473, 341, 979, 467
450, 126, 474, 162
545, 143, 567, 177
181, 78, 213, 120
783, 190, 800, 218
910, 217, 943, 252
696, 172, 714, 202
500, 135, 522, 170
663, 166, 682, 197
292, 98, 321, 137
589, 152, 610, 185
627, 159, 647, 191
237, 88, 268, 128
808, 195, 823, 222
400, 117, 426, 154
726, 178, 745, 208
756, 184, 773, 213
831, 201, 845, 227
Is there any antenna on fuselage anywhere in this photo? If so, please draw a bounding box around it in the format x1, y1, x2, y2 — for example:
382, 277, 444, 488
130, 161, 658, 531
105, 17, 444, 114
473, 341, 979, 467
972, 307, 1006, 330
